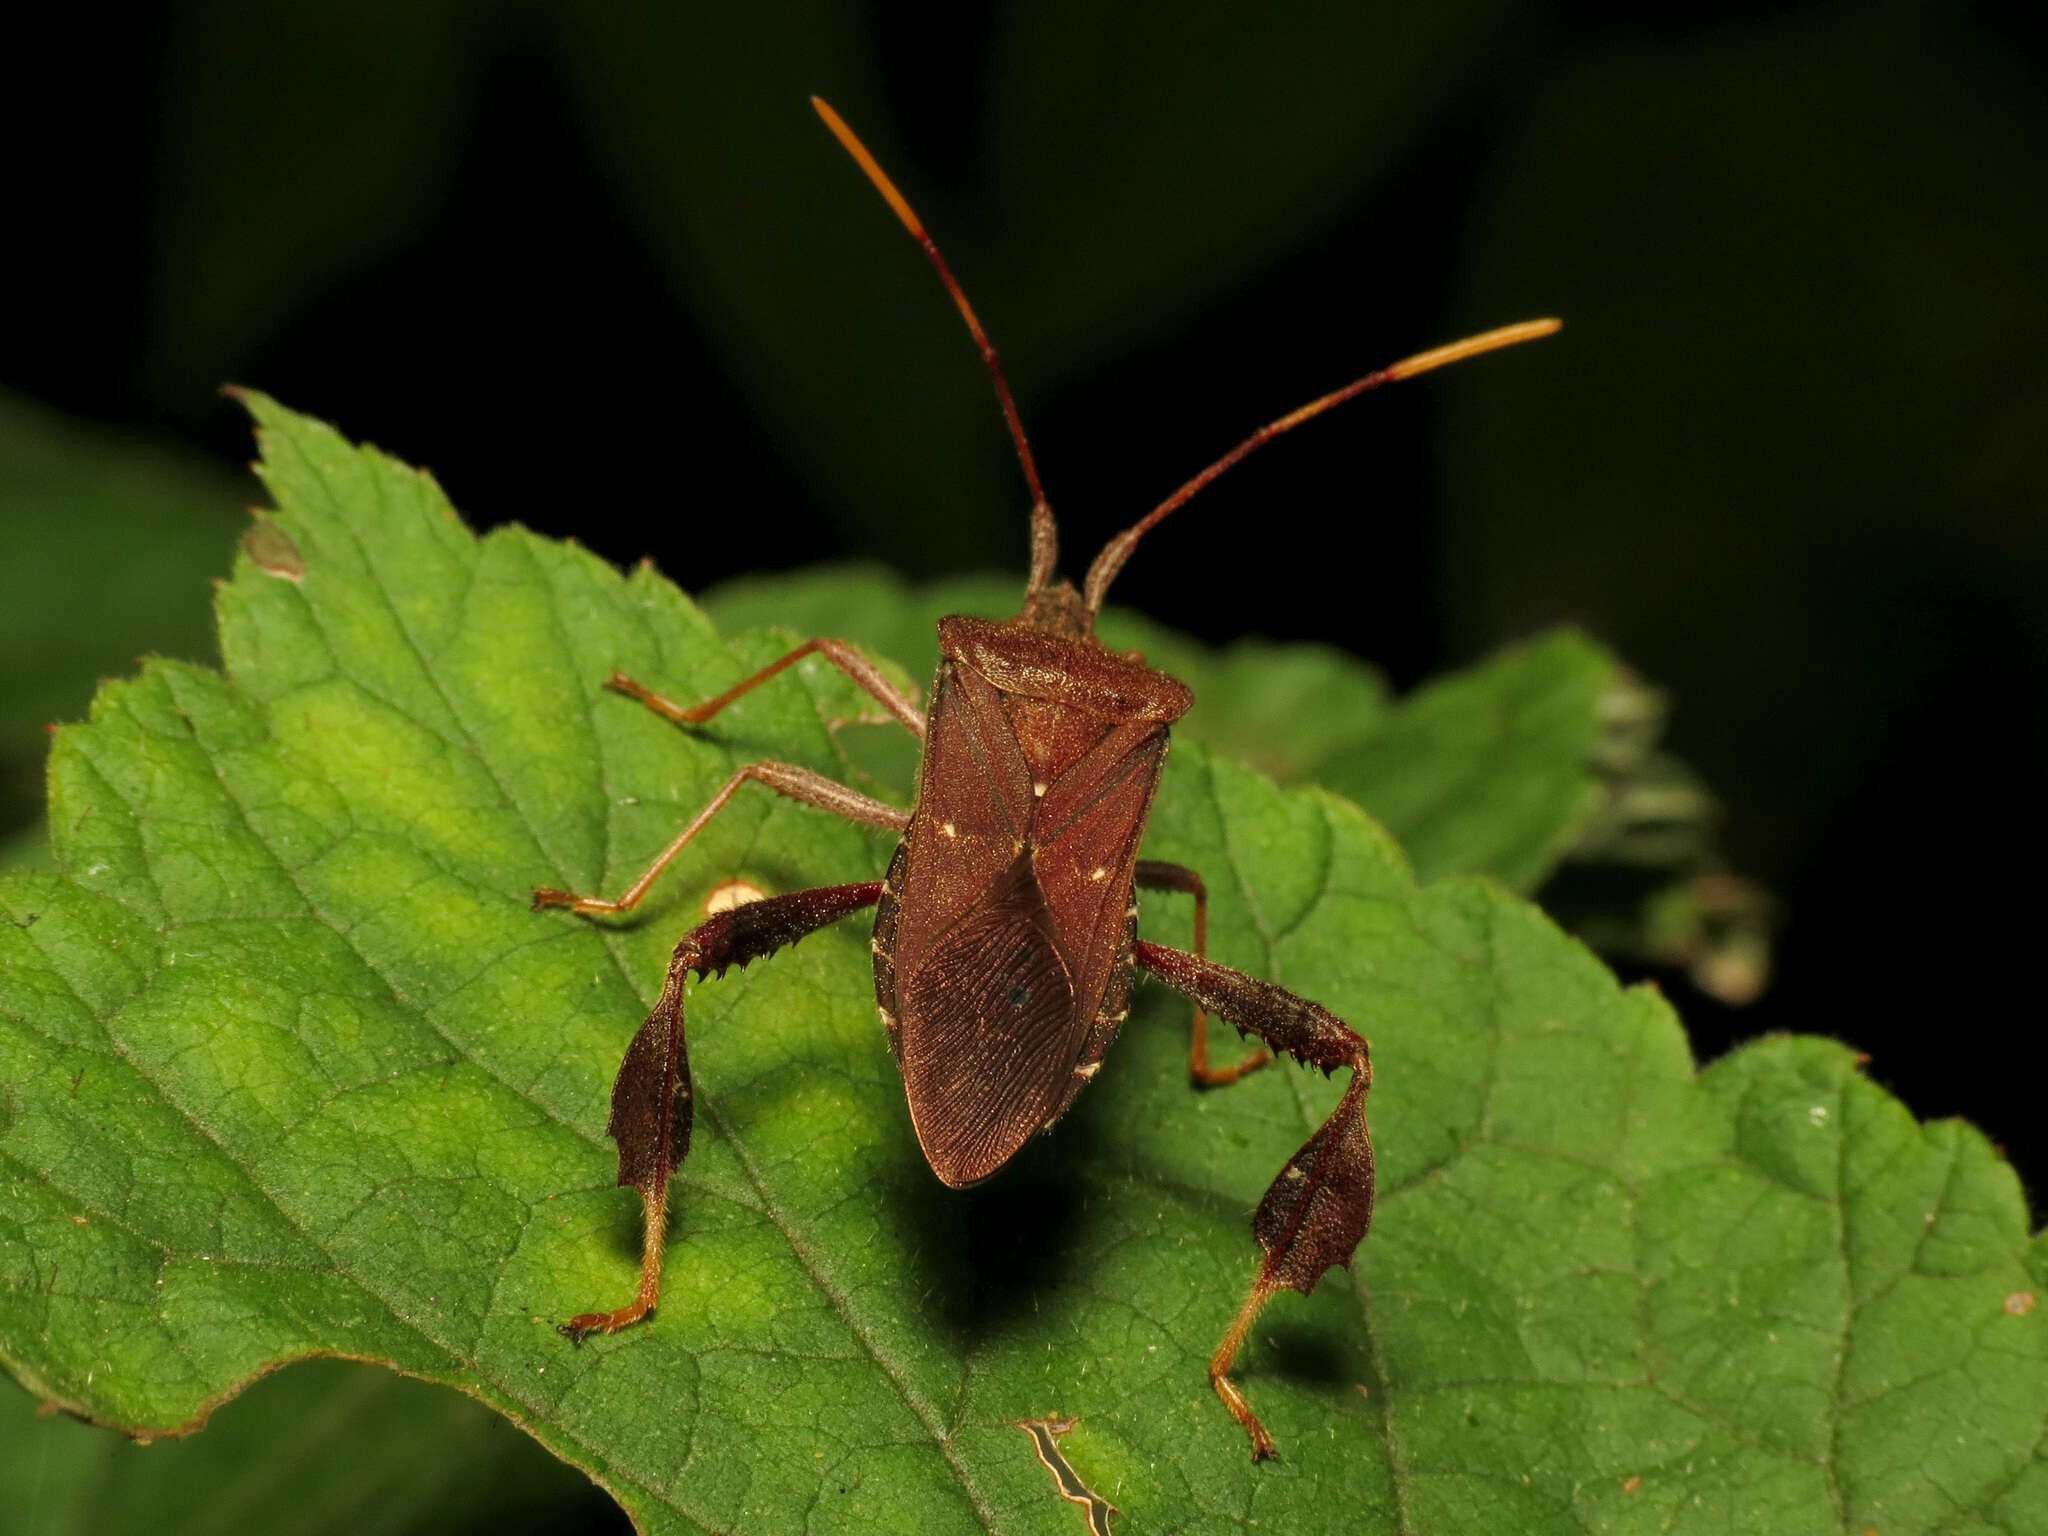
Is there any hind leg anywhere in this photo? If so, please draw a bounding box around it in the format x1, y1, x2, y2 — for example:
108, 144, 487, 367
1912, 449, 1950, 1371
1134, 939, 1373, 1460
561, 881, 887, 1339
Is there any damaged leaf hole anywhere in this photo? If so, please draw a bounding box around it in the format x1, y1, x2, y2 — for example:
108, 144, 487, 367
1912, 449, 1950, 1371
239, 513, 304, 582
1016, 1417, 1118, 1535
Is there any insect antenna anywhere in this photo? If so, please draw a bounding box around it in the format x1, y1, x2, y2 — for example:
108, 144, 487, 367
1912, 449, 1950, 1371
812, 98, 1061, 599
1081, 318, 1563, 617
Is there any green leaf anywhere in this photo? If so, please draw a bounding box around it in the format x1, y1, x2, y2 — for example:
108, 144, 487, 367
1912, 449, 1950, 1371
1300, 631, 1609, 889
3, 398, 2041, 1535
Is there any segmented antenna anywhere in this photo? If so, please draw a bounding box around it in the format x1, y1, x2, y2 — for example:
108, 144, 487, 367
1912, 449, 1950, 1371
812, 98, 1059, 594
813, 98, 1560, 623
1081, 318, 1563, 616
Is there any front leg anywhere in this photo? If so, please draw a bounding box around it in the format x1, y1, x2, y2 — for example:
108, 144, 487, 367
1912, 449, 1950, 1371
1133, 940, 1374, 1462
561, 880, 885, 1340
610, 635, 927, 740
533, 760, 907, 916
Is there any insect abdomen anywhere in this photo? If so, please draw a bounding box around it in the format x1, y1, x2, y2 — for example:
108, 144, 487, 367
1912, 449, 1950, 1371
871, 839, 910, 1057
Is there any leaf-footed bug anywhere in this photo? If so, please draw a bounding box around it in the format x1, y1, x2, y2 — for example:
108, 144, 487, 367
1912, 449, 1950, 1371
533, 97, 1559, 1460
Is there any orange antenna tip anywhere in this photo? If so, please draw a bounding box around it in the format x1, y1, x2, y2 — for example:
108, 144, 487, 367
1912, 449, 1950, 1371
1081, 314, 1564, 614
813, 94, 1054, 538
1382, 317, 1562, 382
811, 97, 927, 242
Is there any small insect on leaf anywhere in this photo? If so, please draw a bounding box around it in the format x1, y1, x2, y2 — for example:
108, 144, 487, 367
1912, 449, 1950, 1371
536, 96, 1558, 1460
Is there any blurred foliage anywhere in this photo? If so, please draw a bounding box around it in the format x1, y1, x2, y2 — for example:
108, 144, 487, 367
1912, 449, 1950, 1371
1438, 7, 2048, 901
1548, 673, 1777, 1006
0, 821, 52, 878
0, 1363, 623, 1536
0, 394, 244, 837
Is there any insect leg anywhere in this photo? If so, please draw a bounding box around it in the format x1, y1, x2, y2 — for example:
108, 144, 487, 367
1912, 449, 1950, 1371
609, 637, 926, 740
1133, 939, 1373, 1462
561, 879, 887, 1341
1135, 860, 1273, 1086
532, 761, 908, 915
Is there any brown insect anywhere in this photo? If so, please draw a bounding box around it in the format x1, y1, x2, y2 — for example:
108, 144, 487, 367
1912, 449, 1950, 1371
534, 97, 1559, 1460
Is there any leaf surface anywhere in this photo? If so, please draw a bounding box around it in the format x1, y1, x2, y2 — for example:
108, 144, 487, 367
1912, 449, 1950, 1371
2, 400, 2041, 1535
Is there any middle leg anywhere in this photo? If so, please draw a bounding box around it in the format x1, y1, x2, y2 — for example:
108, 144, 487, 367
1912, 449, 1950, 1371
1136, 859, 1272, 1086
609, 636, 927, 740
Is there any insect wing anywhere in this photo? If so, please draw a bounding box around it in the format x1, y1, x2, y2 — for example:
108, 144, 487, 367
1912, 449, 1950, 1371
891, 645, 1177, 1186
1028, 717, 1169, 1009
889, 660, 1078, 1182
901, 848, 1084, 1184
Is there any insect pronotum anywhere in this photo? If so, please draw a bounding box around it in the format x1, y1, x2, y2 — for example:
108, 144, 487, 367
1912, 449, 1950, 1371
534, 97, 1560, 1461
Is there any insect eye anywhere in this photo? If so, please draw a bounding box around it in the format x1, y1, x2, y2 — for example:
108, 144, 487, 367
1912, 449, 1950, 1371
1007, 986, 1030, 1008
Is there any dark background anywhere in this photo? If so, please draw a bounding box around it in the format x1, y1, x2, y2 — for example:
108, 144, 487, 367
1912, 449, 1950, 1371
3, 3, 2044, 1528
